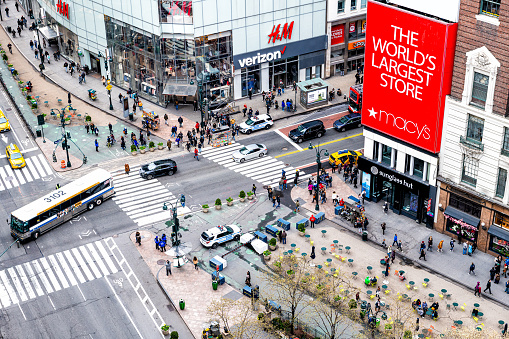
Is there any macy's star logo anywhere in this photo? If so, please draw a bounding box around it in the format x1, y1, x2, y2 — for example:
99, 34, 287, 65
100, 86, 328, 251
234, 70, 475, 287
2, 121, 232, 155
368, 107, 377, 118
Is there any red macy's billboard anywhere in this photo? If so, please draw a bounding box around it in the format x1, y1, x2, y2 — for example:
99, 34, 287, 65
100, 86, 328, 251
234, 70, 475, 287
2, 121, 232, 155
361, 1, 457, 153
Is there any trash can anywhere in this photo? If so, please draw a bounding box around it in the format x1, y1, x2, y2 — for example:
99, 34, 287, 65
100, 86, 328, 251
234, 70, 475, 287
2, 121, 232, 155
212, 280, 218, 290
362, 231, 368, 241
6, 26, 11, 33
36, 129, 42, 137
129, 113, 134, 121
179, 298, 185, 310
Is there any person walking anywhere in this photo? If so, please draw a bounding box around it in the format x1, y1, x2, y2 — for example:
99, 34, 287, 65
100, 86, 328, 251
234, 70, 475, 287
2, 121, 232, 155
276, 195, 281, 208
135, 232, 141, 246
392, 234, 398, 246
469, 262, 476, 275
450, 239, 455, 252
397, 240, 402, 251
310, 245, 316, 259
167, 139, 172, 151
95, 139, 99, 152
419, 248, 426, 261
194, 148, 199, 160
252, 184, 257, 196
7, 43, 12, 54
474, 282, 481, 297
505, 280, 509, 294
245, 271, 251, 286
272, 195, 276, 207
294, 169, 300, 185
165, 260, 172, 276
310, 215, 316, 228
125, 163, 130, 175
381, 222, 386, 235
178, 116, 183, 128
29, 40, 34, 50
294, 200, 300, 213
391, 250, 396, 264
267, 186, 273, 200
281, 230, 287, 244
5, 7, 9, 17
463, 242, 468, 255
154, 236, 160, 250
427, 236, 433, 251
437, 240, 443, 252
193, 257, 199, 270
383, 202, 389, 214
15, 2, 19, 11
484, 280, 492, 294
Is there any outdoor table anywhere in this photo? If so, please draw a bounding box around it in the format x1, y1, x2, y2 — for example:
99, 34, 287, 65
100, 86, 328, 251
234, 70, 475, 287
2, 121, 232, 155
301, 253, 307, 257
283, 252, 288, 256
499, 320, 505, 329
352, 272, 358, 279
321, 230, 327, 237
409, 281, 415, 286
441, 289, 447, 294
321, 247, 327, 255
477, 312, 484, 318
348, 259, 354, 267
426, 309, 433, 317
333, 240, 339, 247
455, 320, 463, 327
331, 268, 336, 273
382, 285, 387, 290
327, 258, 332, 263
424, 278, 429, 283
367, 266, 372, 274
380, 260, 386, 266
288, 250, 293, 254
291, 243, 296, 249
317, 265, 322, 269
345, 246, 351, 253
473, 303, 480, 308
305, 234, 311, 242
452, 302, 458, 310
399, 270, 405, 276
366, 290, 372, 295
428, 293, 434, 301
402, 294, 409, 300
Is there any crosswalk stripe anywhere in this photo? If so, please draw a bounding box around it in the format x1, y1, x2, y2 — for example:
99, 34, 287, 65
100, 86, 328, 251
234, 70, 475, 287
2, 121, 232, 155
225, 157, 277, 170
48, 255, 70, 289
12, 168, 26, 185
30, 156, 47, 178
0, 278, 12, 307
117, 192, 174, 209
15, 265, 36, 299
0, 174, 5, 191
56, 252, 77, 286
0, 270, 17, 304
23, 263, 44, 297
7, 267, 27, 302
120, 195, 174, 212
4, 167, 19, 187
114, 187, 169, 204
136, 207, 191, 227
32, 260, 54, 294
0, 167, 12, 189
127, 202, 176, 218
64, 250, 86, 284
236, 160, 283, 175
20, 166, 33, 182
94, 241, 118, 274
114, 181, 162, 195
24, 157, 40, 180
37, 154, 53, 176
200, 142, 238, 155
39, 257, 62, 292
78, 246, 102, 279
113, 175, 150, 186
251, 167, 294, 181
71, 248, 95, 281
86, 243, 110, 276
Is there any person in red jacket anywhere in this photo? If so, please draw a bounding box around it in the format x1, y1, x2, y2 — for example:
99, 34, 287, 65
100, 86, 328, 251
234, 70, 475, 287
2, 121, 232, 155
310, 215, 316, 228
194, 148, 199, 161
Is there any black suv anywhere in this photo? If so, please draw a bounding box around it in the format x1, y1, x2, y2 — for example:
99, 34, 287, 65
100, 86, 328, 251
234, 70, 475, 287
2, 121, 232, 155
139, 159, 177, 179
288, 120, 326, 143
333, 113, 361, 132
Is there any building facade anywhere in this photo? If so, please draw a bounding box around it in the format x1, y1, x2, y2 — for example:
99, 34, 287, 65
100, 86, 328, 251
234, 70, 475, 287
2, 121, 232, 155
325, 0, 367, 78
437, 0, 509, 257
25, 0, 327, 104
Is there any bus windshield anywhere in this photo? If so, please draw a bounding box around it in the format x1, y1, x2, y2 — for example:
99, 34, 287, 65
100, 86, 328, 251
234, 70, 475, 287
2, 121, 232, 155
11, 216, 26, 233
349, 98, 360, 112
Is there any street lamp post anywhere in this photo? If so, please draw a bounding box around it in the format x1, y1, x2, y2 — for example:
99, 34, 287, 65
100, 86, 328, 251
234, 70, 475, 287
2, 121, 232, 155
294, 85, 297, 112
308, 142, 329, 211
60, 114, 72, 168
192, 79, 206, 129
162, 194, 186, 247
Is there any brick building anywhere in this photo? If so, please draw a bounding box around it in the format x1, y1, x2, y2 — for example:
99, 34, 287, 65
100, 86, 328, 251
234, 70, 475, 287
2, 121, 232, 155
437, 0, 509, 257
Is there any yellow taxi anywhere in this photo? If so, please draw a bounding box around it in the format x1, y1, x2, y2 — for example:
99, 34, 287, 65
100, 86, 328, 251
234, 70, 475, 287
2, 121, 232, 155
0, 110, 11, 132
6, 144, 26, 169
329, 149, 362, 167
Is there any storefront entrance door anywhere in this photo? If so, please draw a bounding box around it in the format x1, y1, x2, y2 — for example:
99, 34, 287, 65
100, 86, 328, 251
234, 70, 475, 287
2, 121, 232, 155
91, 57, 101, 74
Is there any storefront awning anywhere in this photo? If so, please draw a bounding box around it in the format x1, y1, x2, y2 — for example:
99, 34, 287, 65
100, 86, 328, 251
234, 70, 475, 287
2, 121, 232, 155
488, 225, 509, 240
443, 206, 480, 227
38, 26, 60, 41
162, 83, 197, 96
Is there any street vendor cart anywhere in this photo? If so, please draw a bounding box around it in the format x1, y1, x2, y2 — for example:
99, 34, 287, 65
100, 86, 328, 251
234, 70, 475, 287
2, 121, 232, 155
141, 110, 160, 130
211, 130, 232, 148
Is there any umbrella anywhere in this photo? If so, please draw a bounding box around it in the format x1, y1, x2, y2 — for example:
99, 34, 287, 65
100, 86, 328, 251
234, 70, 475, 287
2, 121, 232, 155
165, 242, 192, 257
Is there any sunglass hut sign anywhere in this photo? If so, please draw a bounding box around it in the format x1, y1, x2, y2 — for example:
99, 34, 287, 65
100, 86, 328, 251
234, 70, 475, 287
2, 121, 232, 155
238, 21, 294, 67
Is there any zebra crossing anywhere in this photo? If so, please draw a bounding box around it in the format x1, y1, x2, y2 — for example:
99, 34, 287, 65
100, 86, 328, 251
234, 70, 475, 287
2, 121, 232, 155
0, 154, 53, 191
0, 239, 120, 308
200, 142, 311, 187
111, 165, 191, 227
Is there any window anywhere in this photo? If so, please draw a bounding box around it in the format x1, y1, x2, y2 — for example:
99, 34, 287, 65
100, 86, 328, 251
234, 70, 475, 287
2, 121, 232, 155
493, 211, 509, 230
502, 127, 509, 156
466, 114, 484, 143
381, 145, 391, 165
315, 65, 321, 79
413, 158, 424, 179
337, 0, 344, 13
351, 0, 357, 10
305, 67, 311, 81
361, 0, 367, 8
461, 154, 479, 186
373, 141, 379, 160
480, 0, 501, 17
404, 154, 411, 174
449, 193, 482, 218
471, 72, 489, 108
496, 168, 507, 198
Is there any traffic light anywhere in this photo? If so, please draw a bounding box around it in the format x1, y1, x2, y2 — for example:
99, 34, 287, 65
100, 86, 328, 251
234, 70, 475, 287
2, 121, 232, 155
68, 92, 71, 104
180, 195, 185, 208
163, 203, 168, 211
61, 140, 66, 150
67, 132, 71, 139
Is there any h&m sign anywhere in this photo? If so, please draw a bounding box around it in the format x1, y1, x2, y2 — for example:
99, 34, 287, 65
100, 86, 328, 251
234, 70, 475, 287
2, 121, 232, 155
56, 0, 69, 19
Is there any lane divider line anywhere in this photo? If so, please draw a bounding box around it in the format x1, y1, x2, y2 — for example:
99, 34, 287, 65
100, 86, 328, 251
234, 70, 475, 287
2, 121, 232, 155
275, 133, 363, 158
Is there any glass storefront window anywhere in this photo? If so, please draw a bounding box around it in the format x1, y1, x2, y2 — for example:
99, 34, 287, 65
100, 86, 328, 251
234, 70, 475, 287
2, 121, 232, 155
413, 158, 424, 179
402, 191, 418, 216
490, 235, 509, 256
160, 1, 193, 24
268, 56, 298, 91
381, 145, 391, 165
493, 211, 509, 230
448, 193, 482, 218
241, 65, 260, 97
446, 219, 478, 242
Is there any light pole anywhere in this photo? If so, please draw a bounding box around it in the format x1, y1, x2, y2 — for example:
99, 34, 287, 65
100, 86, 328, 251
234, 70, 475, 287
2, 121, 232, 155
308, 142, 329, 211
191, 79, 206, 129
60, 114, 72, 168
33, 21, 44, 74
162, 194, 185, 247
293, 85, 297, 112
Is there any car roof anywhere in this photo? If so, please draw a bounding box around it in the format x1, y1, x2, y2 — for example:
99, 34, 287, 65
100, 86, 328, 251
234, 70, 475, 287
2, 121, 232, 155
206, 225, 238, 236
249, 114, 271, 121
153, 159, 175, 166
302, 120, 323, 127
7, 143, 20, 152
346, 113, 361, 119
244, 143, 266, 150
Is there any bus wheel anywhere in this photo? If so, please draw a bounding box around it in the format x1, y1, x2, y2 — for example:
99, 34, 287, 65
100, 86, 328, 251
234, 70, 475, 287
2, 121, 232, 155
32, 231, 40, 240
95, 198, 103, 206
88, 202, 95, 210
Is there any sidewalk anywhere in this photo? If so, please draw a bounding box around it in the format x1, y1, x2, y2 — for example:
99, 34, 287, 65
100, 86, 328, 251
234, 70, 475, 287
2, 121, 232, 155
291, 168, 509, 308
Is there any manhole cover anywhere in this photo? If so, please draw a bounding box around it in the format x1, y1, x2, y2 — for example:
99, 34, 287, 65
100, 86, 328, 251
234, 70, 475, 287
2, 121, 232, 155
5, 176, 13, 181
282, 147, 288, 151
157, 259, 166, 265
5, 108, 12, 111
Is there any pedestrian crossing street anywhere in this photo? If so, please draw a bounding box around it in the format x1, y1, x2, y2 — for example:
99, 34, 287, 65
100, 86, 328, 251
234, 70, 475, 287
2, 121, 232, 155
0, 239, 119, 308
200, 142, 311, 187
0, 154, 53, 191
111, 165, 191, 227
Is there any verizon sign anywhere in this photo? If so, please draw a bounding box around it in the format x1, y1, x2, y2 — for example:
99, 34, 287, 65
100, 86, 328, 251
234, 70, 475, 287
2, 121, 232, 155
361, 1, 457, 153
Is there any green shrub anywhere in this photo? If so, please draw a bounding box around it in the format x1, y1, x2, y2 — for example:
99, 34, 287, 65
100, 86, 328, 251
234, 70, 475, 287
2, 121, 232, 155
157, 142, 163, 146
239, 190, 246, 198
161, 324, 169, 331
297, 224, 305, 233
149, 141, 155, 148
12, 70, 18, 76
226, 197, 233, 202
403, 330, 412, 339
26, 95, 32, 100
85, 115, 92, 122
140, 146, 146, 150
130, 144, 137, 152
31, 103, 37, 109
263, 250, 271, 256
202, 204, 209, 209
2, 54, 7, 61
215, 198, 222, 206
269, 238, 277, 246
349, 299, 358, 309
170, 331, 179, 339
247, 191, 253, 196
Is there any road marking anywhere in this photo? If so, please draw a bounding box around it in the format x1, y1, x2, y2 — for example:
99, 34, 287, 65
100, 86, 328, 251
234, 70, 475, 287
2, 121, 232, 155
48, 255, 70, 289
64, 250, 86, 284
0, 270, 18, 304
71, 248, 95, 281
24, 157, 40, 180
12, 168, 26, 185
0, 167, 12, 189
32, 260, 54, 294
20, 166, 33, 182
56, 252, 77, 286
15, 265, 36, 299
18, 303, 26, 320
23, 262, 44, 297
79, 246, 102, 279
0, 278, 11, 307
30, 156, 47, 178
87, 243, 110, 276
38, 154, 54, 176
48, 295, 56, 310
4, 167, 19, 187
275, 129, 303, 151
40, 257, 62, 292
275, 133, 363, 158
95, 241, 118, 274
7, 267, 27, 302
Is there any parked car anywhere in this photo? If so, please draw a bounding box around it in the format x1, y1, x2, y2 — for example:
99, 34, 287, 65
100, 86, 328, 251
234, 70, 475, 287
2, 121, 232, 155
200, 225, 242, 249
288, 120, 326, 143
239, 114, 273, 134
5, 143, 25, 169
333, 113, 361, 132
232, 144, 268, 163
139, 159, 177, 179
328, 150, 362, 167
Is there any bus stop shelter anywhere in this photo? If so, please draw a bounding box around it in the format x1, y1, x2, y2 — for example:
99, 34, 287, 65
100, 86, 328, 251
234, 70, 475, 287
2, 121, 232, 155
297, 78, 329, 110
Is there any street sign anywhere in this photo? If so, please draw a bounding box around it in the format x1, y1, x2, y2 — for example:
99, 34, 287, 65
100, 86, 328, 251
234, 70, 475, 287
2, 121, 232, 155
54, 138, 62, 144
106, 84, 112, 91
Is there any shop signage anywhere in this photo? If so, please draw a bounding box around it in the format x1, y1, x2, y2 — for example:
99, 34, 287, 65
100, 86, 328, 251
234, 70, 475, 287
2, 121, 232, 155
331, 24, 345, 45
268, 21, 294, 44
348, 40, 365, 50
56, 0, 69, 19
349, 22, 356, 33
361, 1, 457, 153
307, 88, 327, 104
361, 20, 367, 33
361, 172, 371, 198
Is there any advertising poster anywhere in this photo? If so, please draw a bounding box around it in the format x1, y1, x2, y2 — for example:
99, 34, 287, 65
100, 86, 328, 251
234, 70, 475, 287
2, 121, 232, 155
331, 24, 345, 45
349, 22, 356, 33
361, 172, 371, 198
361, 20, 367, 33
361, 1, 458, 153
307, 88, 328, 104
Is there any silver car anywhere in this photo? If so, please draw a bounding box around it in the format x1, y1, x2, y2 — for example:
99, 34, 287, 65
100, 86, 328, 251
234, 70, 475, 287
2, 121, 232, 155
232, 144, 268, 163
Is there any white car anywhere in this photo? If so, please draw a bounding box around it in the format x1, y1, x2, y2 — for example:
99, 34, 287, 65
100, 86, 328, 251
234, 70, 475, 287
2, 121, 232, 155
232, 144, 268, 163
200, 225, 242, 249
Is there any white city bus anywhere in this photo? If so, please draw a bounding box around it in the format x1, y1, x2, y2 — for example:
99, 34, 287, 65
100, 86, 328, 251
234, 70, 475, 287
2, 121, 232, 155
10, 169, 115, 241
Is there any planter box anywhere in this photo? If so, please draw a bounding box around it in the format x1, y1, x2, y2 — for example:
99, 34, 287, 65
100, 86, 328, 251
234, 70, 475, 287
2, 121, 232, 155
247, 195, 254, 200
140, 149, 146, 154
211, 272, 225, 285
242, 285, 259, 299
131, 152, 137, 156
158, 145, 163, 150
239, 198, 245, 202
202, 208, 208, 213
264, 255, 271, 261
215, 205, 221, 210
227, 201, 233, 206
149, 148, 155, 152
